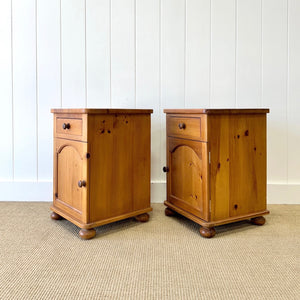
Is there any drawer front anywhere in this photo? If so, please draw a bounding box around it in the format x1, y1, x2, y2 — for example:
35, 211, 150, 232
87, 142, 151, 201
167, 116, 206, 141
56, 117, 82, 135
54, 114, 87, 141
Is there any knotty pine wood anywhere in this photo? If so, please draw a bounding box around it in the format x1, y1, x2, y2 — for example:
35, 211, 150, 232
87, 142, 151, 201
51, 109, 152, 239
166, 114, 207, 141
167, 116, 201, 140
56, 117, 83, 136
164, 109, 269, 115
53, 138, 89, 224
208, 114, 267, 221
87, 113, 151, 222
164, 109, 269, 237
54, 113, 88, 142
51, 108, 153, 114
167, 137, 209, 221
164, 201, 269, 228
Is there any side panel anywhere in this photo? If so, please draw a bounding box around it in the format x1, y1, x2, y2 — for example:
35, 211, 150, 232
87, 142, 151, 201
209, 115, 230, 221
229, 115, 267, 216
88, 115, 114, 221
132, 115, 151, 211
88, 114, 151, 222
208, 114, 267, 221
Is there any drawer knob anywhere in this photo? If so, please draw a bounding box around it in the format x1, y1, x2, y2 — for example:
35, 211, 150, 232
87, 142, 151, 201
163, 166, 169, 173
78, 180, 86, 188
178, 123, 186, 129
62, 123, 70, 130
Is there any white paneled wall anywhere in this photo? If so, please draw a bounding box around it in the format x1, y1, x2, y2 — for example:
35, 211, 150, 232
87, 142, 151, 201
185, 0, 210, 108
236, 0, 261, 107
86, 0, 110, 107
211, 0, 236, 107
0, 0, 299, 203
37, 0, 60, 180
0, 0, 13, 180
61, 0, 86, 107
12, 0, 37, 181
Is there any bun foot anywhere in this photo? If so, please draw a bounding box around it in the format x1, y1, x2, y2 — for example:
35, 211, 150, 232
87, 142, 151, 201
199, 226, 216, 238
50, 212, 62, 220
250, 216, 266, 226
165, 207, 176, 217
134, 213, 150, 222
79, 228, 96, 240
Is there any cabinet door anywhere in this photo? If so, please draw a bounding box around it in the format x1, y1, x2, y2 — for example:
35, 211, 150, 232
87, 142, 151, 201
53, 139, 89, 223
167, 137, 209, 221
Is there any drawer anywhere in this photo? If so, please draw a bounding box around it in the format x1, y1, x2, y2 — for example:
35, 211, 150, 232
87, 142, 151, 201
54, 114, 87, 141
167, 116, 206, 141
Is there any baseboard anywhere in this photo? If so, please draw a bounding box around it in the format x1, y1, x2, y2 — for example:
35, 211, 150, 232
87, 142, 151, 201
151, 181, 166, 203
267, 183, 300, 204
0, 181, 299, 204
0, 181, 52, 201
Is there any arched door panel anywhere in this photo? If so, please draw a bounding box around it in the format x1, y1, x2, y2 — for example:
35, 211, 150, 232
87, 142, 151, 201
167, 138, 209, 221
53, 139, 88, 223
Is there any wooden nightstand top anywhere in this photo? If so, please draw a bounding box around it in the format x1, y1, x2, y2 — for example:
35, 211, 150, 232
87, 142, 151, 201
164, 108, 269, 114
51, 108, 153, 114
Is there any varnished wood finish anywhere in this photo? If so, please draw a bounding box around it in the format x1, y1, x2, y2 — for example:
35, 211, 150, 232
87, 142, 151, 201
167, 116, 201, 140
164, 200, 269, 227
54, 113, 88, 142
167, 114, 207, 141
199, 226, 216, 238
53, 138, 89, 224
87, 114, 151, 221
51, 109, 152, 239
208, 114, 267, 221
134, 213, 150, 222
50, 206, 152, 229
51, 108, 153, 114
164, 109, 269, 114
167, 137, 209, 221
164, 109, 269, 237
250, 216, 266, 226
79, 228, 96, 240
56, 117, 83, 136
50, 211, 62, 220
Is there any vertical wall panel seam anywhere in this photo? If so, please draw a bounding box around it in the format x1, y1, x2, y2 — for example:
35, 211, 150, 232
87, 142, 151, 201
235, 0, 237, 108
159, 0, 162, 110
134, 0, 137, 108
183, 0, 186, 108
84, 0, 87, 108
286, 0, 289, 183
35, 0, 39, 181
159, 0, 163, 180
260, 0, 263, 108
60, 0, 62, 107
109, 0, 112, 107
11, 0, 15, 180
209, 0, 212, 107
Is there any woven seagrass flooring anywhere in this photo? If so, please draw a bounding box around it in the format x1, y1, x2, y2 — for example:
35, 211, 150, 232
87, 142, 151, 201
0, 203, 299, 299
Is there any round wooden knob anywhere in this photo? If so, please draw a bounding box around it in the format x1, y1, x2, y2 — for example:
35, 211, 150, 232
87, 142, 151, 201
62, 123, 70, 129
78, 180, 86, 188
163, 166, 169, 172
178, 123, 186, 129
